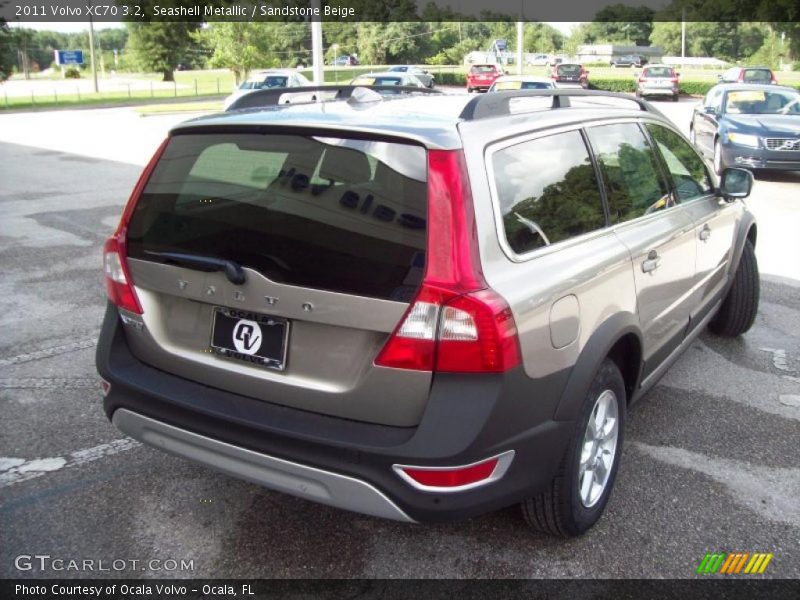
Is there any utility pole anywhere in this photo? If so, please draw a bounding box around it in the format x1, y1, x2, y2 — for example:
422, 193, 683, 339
88, 10, 99, 93
681, 8, 686, 67
517, 0, 524, 75
310, 0, 324, 86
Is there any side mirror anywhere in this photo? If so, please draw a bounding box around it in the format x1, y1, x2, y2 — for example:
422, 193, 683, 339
719, 168, 754, 200
703, 106, 717, 115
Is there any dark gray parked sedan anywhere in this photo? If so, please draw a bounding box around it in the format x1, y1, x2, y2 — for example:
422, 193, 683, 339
689, 83, 800, 174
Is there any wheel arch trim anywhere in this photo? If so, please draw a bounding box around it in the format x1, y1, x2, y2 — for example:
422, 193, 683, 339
553, 312, 643, 422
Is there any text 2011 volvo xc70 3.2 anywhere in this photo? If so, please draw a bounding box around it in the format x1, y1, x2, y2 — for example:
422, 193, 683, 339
97, 87, 759, 536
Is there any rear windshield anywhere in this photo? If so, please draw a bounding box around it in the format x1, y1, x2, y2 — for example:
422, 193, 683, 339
643, 67, 673, 78
127, 133, 428, 301
742, 69, 772, 83
557, 64, 582, 75
471, 65, 497, 74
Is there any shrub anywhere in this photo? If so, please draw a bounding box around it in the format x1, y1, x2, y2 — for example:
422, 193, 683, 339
64, 67, 81, 79
435, 71, 467, 86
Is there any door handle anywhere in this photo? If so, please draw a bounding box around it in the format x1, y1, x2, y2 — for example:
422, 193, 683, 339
641, 250, 660, 273
699, 225, 711, 242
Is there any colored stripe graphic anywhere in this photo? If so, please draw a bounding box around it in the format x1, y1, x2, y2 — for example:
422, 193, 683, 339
697, 553, 726, 574
698, 552, 773, 575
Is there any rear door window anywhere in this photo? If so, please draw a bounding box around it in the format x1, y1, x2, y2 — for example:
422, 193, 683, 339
586, 123, 672, 223
127, 133, 428, 301
491, 130, 606, 254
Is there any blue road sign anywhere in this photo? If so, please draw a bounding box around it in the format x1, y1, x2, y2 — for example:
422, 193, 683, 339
55, 50, 84, 66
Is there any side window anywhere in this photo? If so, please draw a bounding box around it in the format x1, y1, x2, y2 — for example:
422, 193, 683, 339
646, 124, 713, 202
586, 123, 671, 223
492, 130, 605, 254
705, 88, 722, 111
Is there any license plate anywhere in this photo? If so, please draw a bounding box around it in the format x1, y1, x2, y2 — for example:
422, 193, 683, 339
210, 308, 289, 371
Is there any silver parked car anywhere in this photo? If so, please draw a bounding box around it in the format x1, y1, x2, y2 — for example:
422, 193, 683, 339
387, 65, 435, 88
98, 88, 759, 537
636, 64, 680, 102
223, 69, 312, 110
350, 71, 427, 88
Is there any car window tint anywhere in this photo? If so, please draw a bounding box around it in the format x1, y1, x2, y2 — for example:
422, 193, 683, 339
743, 69, 771, 83
644, 67, 672, 78
492, 130, 605, 254
520, 81, 552, 89
646, 124, 713, 202
558, 64, 582, 75
129, 134, 428, 301
706, 87, 723, 110
586, 123, 672, 223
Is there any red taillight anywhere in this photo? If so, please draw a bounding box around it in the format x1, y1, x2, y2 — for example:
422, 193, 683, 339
638, 77, 647, 83
103, 138, 169, 315
393, 451, 514, 491
374, 150, 521, 374
436, 290, 521, 373
104, 237, 142, 314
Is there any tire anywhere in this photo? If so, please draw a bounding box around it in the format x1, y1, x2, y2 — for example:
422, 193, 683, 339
713, 138, 726, 175
467, 86, 473, 94
672, 93, 679, 102
709, 240, 759, 337
521, 358, 626, 537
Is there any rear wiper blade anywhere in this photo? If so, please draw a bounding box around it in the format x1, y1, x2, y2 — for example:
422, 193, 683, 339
145, 251, 246, 285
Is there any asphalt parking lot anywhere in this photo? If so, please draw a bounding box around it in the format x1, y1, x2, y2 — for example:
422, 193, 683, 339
0, 97, 798, 579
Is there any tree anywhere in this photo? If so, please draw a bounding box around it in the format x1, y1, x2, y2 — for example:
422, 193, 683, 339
0, 19, 14, 82
126, 22, 200, 81
198, 22, 308, 82
588, 4, 656, 46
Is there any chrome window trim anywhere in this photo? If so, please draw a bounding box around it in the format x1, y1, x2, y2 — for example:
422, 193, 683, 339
484, 116, 686, 264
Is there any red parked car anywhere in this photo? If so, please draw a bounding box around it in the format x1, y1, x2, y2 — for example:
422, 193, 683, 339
550, 63, 589, 89
466, 64, 503, 93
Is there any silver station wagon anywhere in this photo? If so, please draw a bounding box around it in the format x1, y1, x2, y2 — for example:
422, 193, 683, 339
98, 88, 759, 536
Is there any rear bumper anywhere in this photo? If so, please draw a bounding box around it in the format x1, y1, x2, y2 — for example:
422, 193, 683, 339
97, 303, 572, 523
113, 409, 415, 522
638, 85, 678, 96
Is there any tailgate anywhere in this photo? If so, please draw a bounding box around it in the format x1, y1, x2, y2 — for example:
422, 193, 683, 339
123, 131, 432, 427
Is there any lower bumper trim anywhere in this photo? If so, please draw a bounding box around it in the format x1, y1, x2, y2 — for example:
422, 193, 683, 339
112, 409, 416, 523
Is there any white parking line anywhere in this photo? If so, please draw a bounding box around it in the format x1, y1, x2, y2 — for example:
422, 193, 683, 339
0, 438, 141, 488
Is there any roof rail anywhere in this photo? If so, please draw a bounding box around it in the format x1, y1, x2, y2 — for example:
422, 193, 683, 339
227, 85, 442, 111
459, 89, 661, 121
